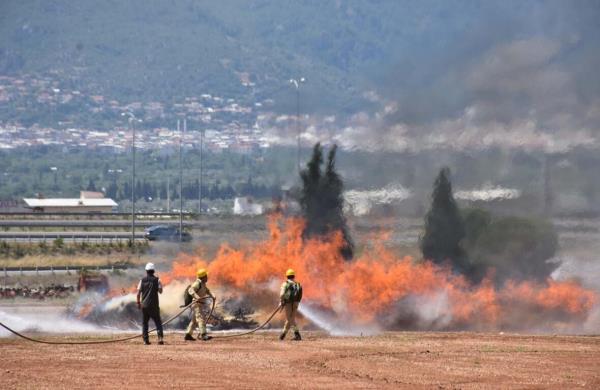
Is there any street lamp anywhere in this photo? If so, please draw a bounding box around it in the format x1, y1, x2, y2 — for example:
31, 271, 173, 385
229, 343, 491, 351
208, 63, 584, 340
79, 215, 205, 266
289, 77, 306, 173
121, 112, 142, 245
178, 119, 186, 242
198, 128, 204, 215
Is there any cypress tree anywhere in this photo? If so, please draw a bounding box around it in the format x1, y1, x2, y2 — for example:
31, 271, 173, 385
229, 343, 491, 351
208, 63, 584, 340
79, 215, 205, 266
421, 167, 468, 271
300, 143, 353, 259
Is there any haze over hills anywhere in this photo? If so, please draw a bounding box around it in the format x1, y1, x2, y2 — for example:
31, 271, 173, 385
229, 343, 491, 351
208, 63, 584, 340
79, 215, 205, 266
0, 0, 599, 153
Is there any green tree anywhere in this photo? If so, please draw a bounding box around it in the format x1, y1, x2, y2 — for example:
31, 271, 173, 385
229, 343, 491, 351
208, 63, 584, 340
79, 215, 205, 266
421, 167, 468, 271
462, 208, 492, 248
463, 211, 558, 283
300, 143, 353, 259
86, 178, 97, 191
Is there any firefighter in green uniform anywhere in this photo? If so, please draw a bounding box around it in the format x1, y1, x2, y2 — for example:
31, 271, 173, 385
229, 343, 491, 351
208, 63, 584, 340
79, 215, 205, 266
184, 268, 215, 341
279, 268, 303, 341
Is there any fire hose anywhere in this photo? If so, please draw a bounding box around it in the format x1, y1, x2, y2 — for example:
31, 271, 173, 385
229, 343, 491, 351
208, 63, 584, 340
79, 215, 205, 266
0, 300, 195, 345
211, 303, 282, 339
0, 297, 282, 344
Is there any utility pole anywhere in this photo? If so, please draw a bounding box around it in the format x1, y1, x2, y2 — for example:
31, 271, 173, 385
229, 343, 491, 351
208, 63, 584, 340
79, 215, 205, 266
198, 128, 204, 215
132, 119, 136, 245
166, 176, 170, 213
122, 112, 141, 246
296, 87, 300, 172
179, 119, 185, 242
289, 77, 306, 173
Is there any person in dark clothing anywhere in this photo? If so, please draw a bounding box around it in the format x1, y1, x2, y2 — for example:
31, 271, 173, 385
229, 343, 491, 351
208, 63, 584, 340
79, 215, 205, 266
136, 262, 164, 345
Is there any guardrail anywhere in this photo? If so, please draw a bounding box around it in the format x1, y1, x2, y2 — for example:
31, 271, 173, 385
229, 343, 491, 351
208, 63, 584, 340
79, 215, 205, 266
0, 232, 145, 242
0, 212, 197, 219
1, 264, 130, 276
0, 211, 195, 216
0, 220, 193, 227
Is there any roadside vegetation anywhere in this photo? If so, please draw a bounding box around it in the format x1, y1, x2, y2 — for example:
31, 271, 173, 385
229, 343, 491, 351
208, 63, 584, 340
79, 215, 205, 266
0, 145, 289, 206
0, 240, 148, 262
0, 253, 142, 269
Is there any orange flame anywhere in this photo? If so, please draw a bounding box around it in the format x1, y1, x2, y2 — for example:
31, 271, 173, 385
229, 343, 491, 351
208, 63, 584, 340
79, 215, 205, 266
159, 214, 596, 330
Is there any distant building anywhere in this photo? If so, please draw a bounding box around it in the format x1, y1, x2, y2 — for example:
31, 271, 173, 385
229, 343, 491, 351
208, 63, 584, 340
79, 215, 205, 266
233, 197, 263, 216
23, 191, 117, 213
79, 191, 106, 199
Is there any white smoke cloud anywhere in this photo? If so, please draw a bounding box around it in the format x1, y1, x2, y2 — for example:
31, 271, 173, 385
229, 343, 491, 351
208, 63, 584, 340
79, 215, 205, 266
344, 184, 412, 215
0, 307, 109, 337
454, 185, 521, 202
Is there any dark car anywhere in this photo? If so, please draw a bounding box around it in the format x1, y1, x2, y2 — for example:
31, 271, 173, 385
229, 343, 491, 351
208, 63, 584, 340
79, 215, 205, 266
144, 225, 192, 242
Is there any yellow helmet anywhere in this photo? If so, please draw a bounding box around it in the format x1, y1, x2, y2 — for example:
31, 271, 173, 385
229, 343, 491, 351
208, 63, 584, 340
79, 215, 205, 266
286, 268, 295, 277
196, 268, 208, 279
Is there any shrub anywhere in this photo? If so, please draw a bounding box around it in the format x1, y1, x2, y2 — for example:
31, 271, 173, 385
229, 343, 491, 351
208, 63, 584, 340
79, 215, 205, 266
12, 244, 25, 259
53, 237, 64, 249
465, 213, 558, 283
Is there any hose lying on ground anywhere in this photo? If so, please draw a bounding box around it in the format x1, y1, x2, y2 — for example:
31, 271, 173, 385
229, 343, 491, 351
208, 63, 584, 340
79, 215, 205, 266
0, 296, 209, 345
0, 297, 282, 344
211, 304, 282, 339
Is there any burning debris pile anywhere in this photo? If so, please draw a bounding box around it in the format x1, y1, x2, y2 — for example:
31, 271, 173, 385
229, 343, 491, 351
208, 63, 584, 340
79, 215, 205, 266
71, 283, 260, 332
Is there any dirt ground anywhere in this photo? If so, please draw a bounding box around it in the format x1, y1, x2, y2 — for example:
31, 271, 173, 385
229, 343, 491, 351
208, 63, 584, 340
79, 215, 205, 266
1, 331, 599, 389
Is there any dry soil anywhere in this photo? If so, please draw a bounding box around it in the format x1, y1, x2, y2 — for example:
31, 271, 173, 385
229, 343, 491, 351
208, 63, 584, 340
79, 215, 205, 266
1, 331, 599, 389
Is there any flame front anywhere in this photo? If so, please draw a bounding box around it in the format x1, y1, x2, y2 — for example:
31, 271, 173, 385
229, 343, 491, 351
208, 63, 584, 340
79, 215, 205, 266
160, 215, 596, 331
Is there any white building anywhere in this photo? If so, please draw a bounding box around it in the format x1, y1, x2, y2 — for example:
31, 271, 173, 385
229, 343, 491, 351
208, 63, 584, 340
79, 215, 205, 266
23, 191, 118, 213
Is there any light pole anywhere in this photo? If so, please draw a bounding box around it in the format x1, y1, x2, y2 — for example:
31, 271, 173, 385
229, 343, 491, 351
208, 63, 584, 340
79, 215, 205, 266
198, 128, 204, 215
289, 77, 306, 173
122, 112, 142, 245
178, 119, 186, 242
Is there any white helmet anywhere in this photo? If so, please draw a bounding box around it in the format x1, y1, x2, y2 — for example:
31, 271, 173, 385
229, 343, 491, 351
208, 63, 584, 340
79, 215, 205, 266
145, 262, 155, 271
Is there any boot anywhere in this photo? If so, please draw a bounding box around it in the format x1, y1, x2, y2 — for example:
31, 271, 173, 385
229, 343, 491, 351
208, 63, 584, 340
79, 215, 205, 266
143, 339, 151, 345
184, 333, 196, 341
279, 332, 286, 341
293, 331, 302, 341
200, 333, 212, 341
158, 337, 164, 345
